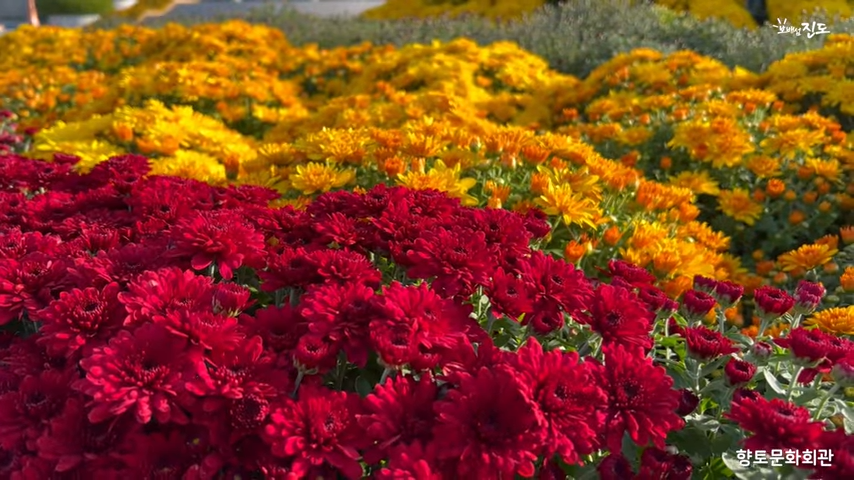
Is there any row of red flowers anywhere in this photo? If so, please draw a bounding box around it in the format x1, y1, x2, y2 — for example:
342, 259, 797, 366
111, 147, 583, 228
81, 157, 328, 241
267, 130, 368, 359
0, 152, 852, 479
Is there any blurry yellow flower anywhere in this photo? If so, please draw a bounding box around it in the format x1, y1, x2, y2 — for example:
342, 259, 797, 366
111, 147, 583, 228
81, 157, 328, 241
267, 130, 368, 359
396, 159, 478, 206
746, 156, 783, 178
535, 183, 600, 230
840, 266, 854, 292
807, 306, 854, 336
289, 162, 356, 195
669, 171, 720, 196
151, 151, 226, 184
805, 157, 842, 183
717, 189, 764, 225
760, 128, 825, 159
777, 243, 839, 272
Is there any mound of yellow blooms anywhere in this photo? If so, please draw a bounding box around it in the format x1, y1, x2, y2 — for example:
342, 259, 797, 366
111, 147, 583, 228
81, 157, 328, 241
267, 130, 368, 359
364, 0, 854, 30
1, 20, 852, 338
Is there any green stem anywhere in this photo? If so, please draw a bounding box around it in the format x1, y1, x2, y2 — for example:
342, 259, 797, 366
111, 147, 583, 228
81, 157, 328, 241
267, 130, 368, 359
291, 370, 305, 399
813, 384, 842, 421
787, 366, 805, 401
485, 311, 496, 336
335, 362, 347, 391
379, 367, 393, 385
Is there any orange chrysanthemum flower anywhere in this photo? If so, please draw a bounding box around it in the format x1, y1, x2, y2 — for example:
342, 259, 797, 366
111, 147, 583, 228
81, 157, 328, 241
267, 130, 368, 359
776, 243, 838, 272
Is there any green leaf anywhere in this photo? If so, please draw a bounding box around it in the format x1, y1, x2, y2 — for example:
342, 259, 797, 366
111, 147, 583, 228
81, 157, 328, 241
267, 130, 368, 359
762, 368, 787, 397
701, 356, 731, 378
834, 398, 854, 434
355, 377, 373, 397
667, 424, 711, 461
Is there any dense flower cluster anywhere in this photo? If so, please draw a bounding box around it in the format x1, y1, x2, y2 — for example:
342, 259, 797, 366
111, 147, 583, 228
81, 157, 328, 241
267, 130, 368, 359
0, 152, 851, 478
363, 0, 854, 29
1, 22, 853, 329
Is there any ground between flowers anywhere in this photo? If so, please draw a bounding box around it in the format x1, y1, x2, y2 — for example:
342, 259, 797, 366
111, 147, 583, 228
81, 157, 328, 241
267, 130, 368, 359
0, 152, 852, 479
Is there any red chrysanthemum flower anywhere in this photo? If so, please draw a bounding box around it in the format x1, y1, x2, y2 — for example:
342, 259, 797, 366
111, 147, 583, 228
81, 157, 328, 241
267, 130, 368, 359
0, 254, 69, 325
432, 365, 546, 479
679, 289, 717, 322
676, 389, 700, 416
263, 385, 364, 480
794, 280, 825, 313
724, 358, 757, 387
35, 396, 137, 474
239, 304, 307, 355
67, 242, 171, 288
725, 395, 825, 451
808, 429, 854, 479
775, 327, 854, 383
160, 309, 244, 351
169, 210, 266, 280
636, 284, 679, 316
517, 251, 594, 320
373, 443, 442, 480
486, 267, 537, 321
119, 427, 224, 480
636, 447, 693, 480
694, 276, 744, 308
593, 345, 685, 453
753, 285, 795, 318
259, 246, 320, 291
311, 212, 365, 251
300, 282, 377, 368
404, 226, 494, 298
293, 333, 340, 374
464, 208, 533, 260
582, 284, 654, 352
223, 434, 295, 478
185, 338, 290, 444
212, 282, 253, 317
676, 325, 739, 361
32, 282, 125, 359
310, 249, 382, 289
86, 154, 151, 193
607, 259, 656, 287
369, 282, 475, 371
119, 267, 217, 327
0, 369, 75, 451
185, 336, 282, 403
598, 454, 635, 480
511, 338, 606, 465
75, 323, 197, 425
358, 372, 438, 464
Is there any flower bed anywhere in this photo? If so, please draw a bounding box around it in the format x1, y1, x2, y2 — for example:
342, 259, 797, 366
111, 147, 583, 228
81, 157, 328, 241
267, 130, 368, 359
362, 0, 854, 30
0, 151, 852, 478
1, 22, 853, 326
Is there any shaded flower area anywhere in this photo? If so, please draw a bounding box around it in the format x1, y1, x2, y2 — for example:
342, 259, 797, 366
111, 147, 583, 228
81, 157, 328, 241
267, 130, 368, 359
0, 152, 851, 478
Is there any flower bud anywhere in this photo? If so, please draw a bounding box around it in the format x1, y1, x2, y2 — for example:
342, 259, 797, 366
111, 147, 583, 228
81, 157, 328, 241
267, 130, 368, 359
732, 388, 761, 404
753, 286, 795, 319
676, 389, 700, 416
751, 341, 773, 361
724, 358, 757, 387
832, 356, 854, 387
794, 280, 825, 314
680, 290, 717, 323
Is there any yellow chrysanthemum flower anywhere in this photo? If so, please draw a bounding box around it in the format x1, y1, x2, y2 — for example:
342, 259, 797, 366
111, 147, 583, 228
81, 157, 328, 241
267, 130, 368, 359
669, 171, 721, 196
535, 183, 601, 230
288, 162, 356, 195
396, 159, 478, 206
806, 306, 854, 336
777, 243, 839, 272
717, 189, 764, 226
